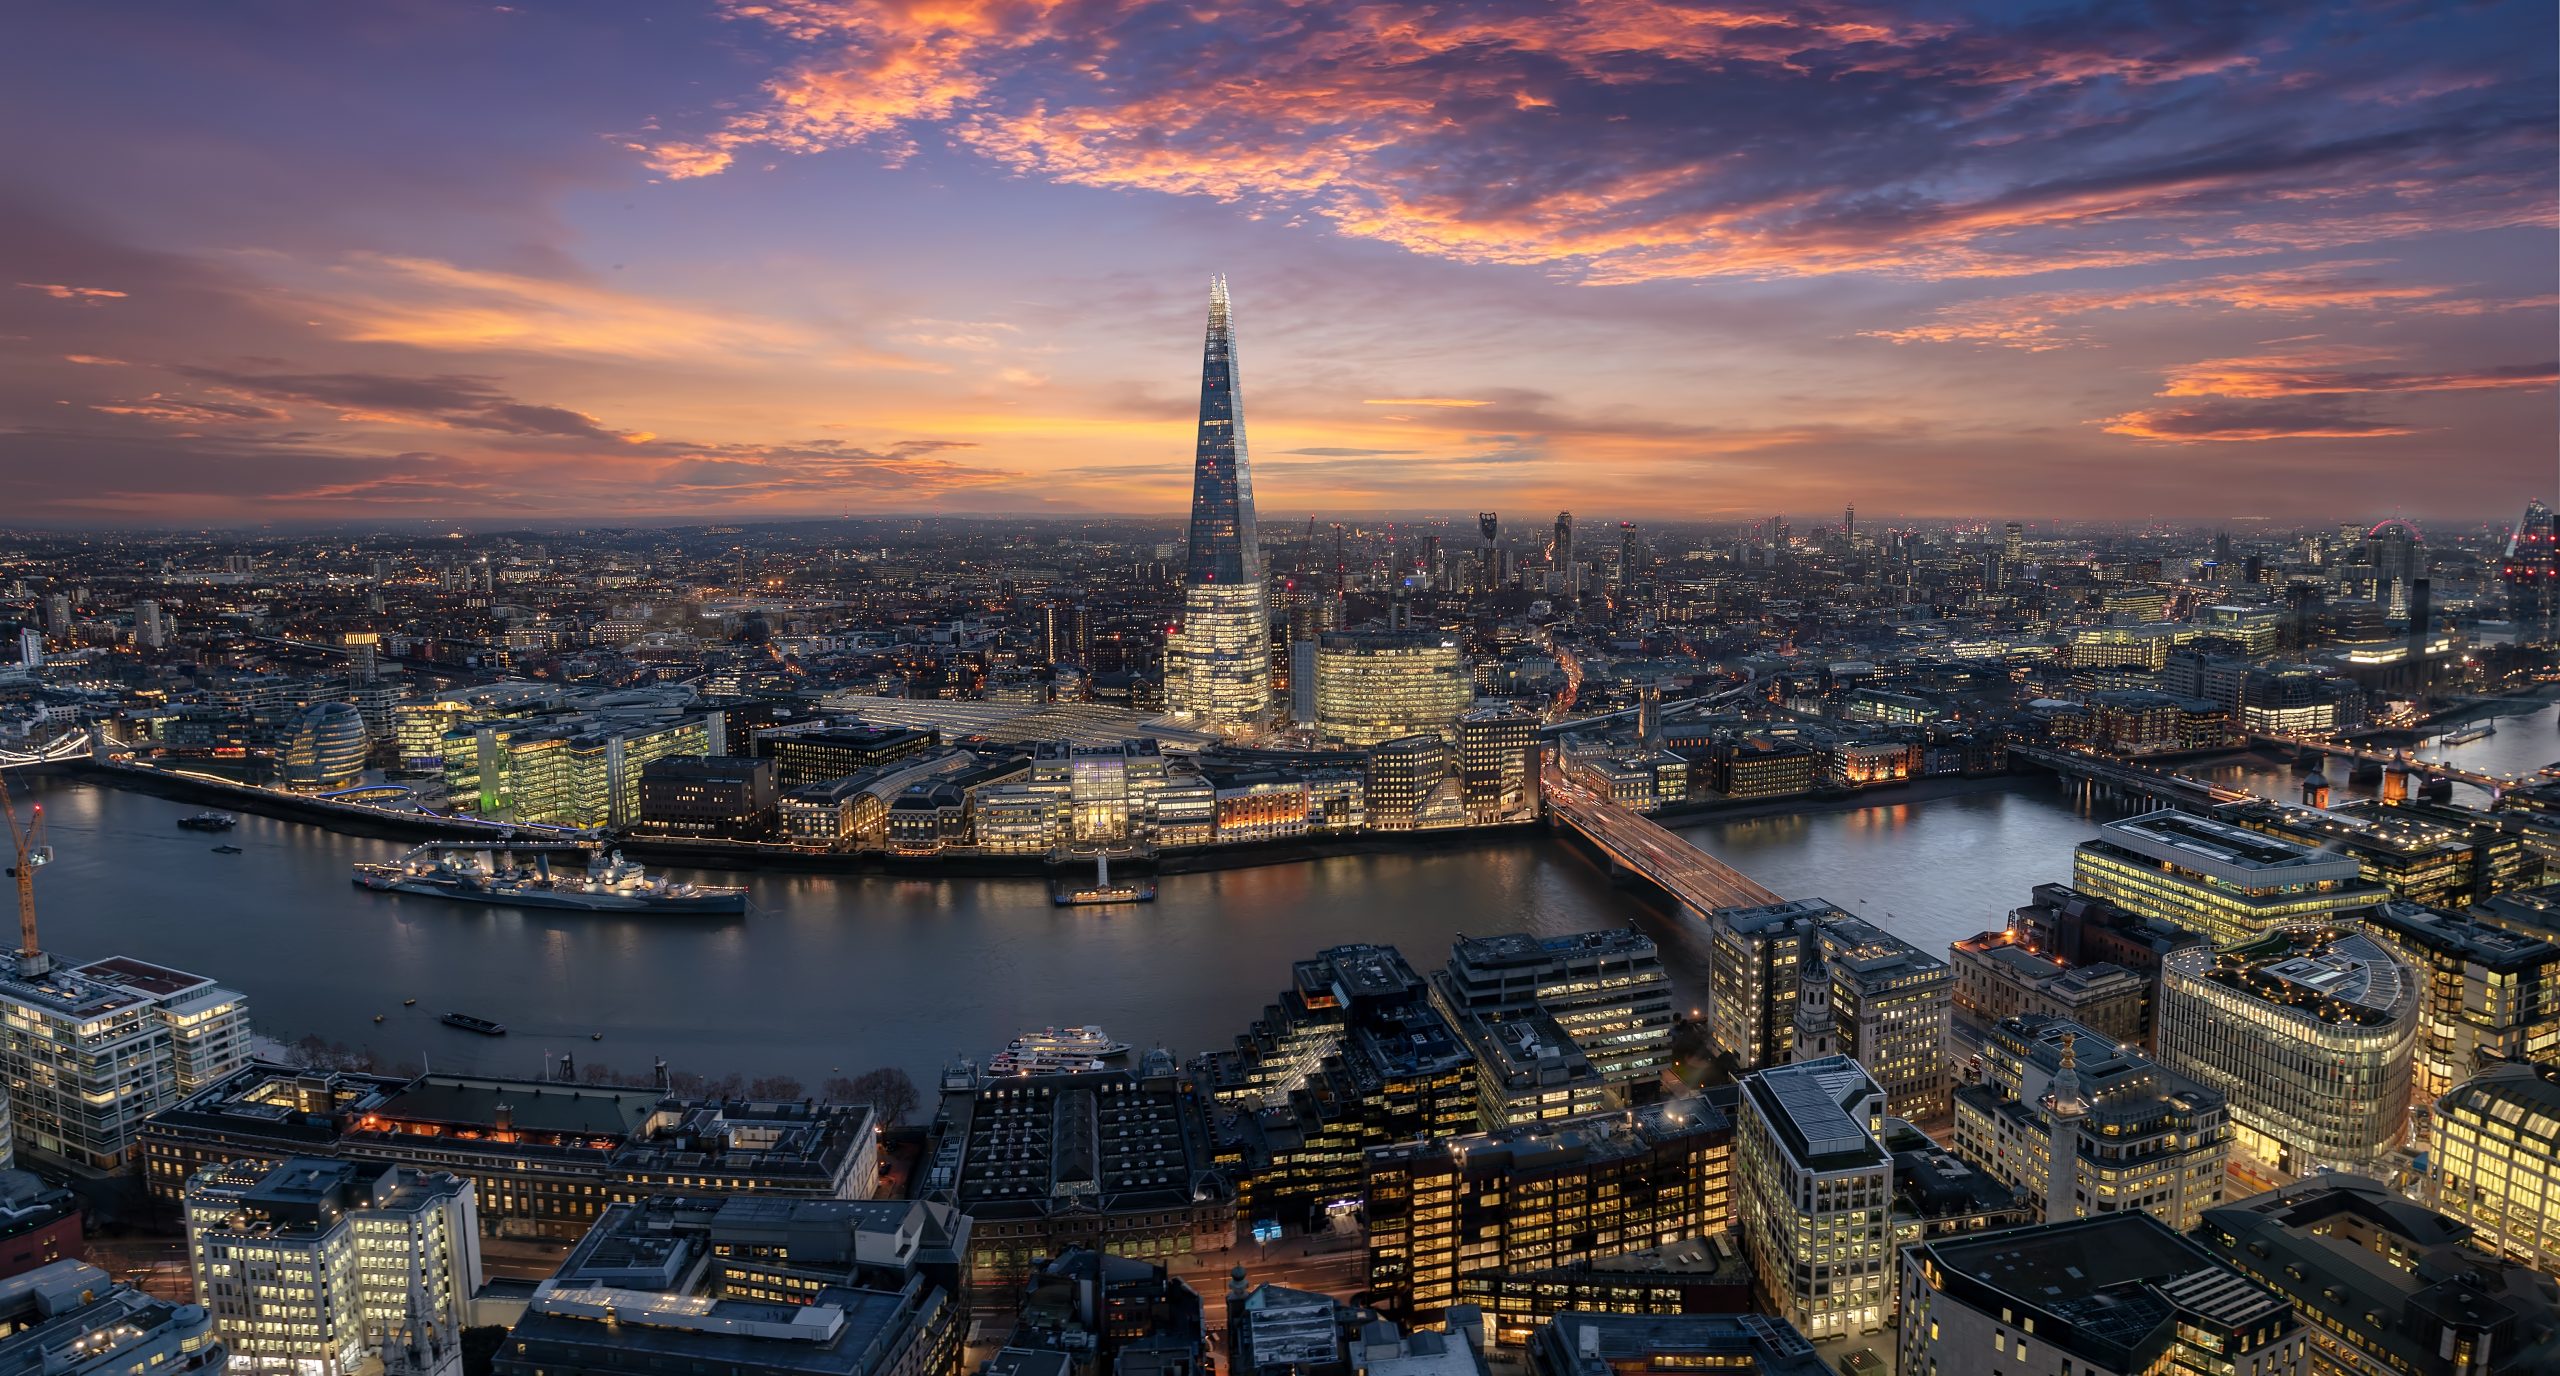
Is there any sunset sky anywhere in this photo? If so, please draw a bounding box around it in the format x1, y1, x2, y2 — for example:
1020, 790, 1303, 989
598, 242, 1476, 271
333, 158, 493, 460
2, 0, 2553, 525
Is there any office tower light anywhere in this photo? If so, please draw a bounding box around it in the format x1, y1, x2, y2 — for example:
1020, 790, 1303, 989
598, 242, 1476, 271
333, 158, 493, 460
1166, 275, 1273, 734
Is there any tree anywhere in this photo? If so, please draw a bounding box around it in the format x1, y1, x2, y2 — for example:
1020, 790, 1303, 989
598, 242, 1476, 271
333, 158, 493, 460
746, 1075, 805, 1101
844, 1066, 920, 1126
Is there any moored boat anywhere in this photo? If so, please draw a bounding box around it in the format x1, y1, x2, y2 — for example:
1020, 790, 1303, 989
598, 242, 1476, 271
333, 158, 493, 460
177, 811, 238, 831
352, 843, 747, 914
988, 1025, 1132, 1075
441, 1011, 506, 1036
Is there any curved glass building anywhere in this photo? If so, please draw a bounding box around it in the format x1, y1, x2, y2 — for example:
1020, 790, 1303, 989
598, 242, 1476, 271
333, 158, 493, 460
2156, 925, 2417, 1177
283, 701, 369, 791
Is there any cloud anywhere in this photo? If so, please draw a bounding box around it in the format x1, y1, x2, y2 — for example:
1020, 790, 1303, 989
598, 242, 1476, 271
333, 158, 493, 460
16, 283, 125, 300
1279, 447, 1421, 457
1867, 261, 2491, 350
62, 354, 126, 366
1362, 397, 1490, 408
2099, 401, 2418, 441
651, 0, 2558, 282
171, 366, 637, 441
92, 394, 291, 426
2156, 353, 2559, 397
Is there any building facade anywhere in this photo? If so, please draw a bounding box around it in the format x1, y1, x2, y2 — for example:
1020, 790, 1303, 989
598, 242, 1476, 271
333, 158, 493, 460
2364, 901, 2560, 1110
1304, 631, 1472, 747
2155, 927, 2419, 1177
0, 949, 251, 1169
2073, 810, 2385, 948
1733, 1056, 1892, 1341
2429, 1060, 2560, 1275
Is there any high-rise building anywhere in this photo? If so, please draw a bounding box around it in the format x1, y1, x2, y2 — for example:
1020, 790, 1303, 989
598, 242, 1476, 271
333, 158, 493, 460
1952, 1013, 2229, 1233
1734, 1055, 1892, 1340
1306, 630, 1472, 747
2500, 499, 2557, 643
0, 1260, 226, 1375
1166, 275, 1272, 735
1362, 1095, 1732, 1334
2156, 927, 2418, 1177
133, 597, 164, 650
1552, 511, 1575, 608
2001, 521, 2023, 581
184, 1157, 482, 1376
1434, 929, 1676, 1116
1899, 1212, 2304, 1376
2195, 1176, 2560, 1376
0, 948, 250, 1170
2363, 902, 2560, 1110
1455, 706, 1538, 822
2430, 1060, 2560, 1274
2072, 810, 2386, 948
40, 594, 69, 639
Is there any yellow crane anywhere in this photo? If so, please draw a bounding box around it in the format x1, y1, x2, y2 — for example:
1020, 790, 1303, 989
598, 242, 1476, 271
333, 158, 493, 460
0, 772, 51, 978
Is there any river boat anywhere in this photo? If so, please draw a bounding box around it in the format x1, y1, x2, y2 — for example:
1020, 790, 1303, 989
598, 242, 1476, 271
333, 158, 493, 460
177, 811, 238, 831
210, 844, 242, 854
352, 844, 747, 914
2438, 721, 2495, 746
988, 1025, 1132, 1076
441, 1011, 506, 1036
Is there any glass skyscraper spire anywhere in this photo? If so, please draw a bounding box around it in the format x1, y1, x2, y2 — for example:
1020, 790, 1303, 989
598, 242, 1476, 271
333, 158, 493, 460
1168, 275, 1273, 733
1186, 274, 1262, 587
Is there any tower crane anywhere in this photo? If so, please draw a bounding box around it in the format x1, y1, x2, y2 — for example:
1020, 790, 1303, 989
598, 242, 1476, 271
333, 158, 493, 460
0, 772, 51, 978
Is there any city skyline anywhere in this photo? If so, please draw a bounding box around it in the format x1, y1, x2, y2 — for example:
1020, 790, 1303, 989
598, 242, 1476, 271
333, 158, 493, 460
0, 2, 2551, 525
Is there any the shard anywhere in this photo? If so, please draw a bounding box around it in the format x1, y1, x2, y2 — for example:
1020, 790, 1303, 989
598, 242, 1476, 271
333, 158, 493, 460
1185, 274, 1262, 587
1167, 275, 1273, 732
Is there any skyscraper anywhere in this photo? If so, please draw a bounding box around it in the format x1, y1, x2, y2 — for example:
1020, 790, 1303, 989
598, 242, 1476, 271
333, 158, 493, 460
2502, 499, 2557, 644
1166, 275, 1272, 733
1552, 510, 1575, 608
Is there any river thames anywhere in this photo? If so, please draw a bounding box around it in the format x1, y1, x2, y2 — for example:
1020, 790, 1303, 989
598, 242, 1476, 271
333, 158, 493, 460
13, 698, 2553, 1089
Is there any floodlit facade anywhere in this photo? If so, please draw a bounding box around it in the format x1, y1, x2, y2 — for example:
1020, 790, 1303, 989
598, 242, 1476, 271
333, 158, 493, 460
2429, 1060, 2560, 1274
1734, 1055, 1892, 1341
0, 1260, 226, 1375
184, 1158, 482, 1376
1952, 1013, 2229, 1233
0, 950, 251, 1169
445, 714, 712, 827
2072, 809, 2386, 948
2156, 927, 2418, 1176
2364, 901, 2560, 1109
282, 701, 369, 791
1166, 275, 1272, 735
1306, 630, 1472, 747
1455, 706, 1539, 822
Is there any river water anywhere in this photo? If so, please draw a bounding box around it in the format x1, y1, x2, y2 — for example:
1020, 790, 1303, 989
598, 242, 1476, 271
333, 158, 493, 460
14, 701, 2551, 1090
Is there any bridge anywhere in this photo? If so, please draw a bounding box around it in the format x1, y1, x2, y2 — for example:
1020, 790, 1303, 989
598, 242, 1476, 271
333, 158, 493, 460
2005, 743, 2252, 812
2245, 731, 2548, 795
1543, 764, 1783, 914
0, 729, 99, 770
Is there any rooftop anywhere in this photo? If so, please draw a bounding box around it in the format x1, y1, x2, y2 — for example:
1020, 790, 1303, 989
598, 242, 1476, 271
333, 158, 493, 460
2089, 809, 2365, 885
1742, 1056, 1885, 1173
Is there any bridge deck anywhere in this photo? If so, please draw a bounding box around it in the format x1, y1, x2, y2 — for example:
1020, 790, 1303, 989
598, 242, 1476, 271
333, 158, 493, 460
1545, 771, 1781, 912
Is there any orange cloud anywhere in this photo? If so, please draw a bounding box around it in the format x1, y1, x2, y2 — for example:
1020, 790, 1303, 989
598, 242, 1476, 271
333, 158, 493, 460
62, 354, 128, 366
1362, 397, 1490, 407
2157, 352, 2558, 397
1869, 262, 2477, 350
2099, 403, 2418, 441
18, 282, 126, 300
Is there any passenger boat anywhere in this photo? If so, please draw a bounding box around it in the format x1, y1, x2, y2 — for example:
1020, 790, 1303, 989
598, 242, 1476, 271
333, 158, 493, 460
352, 844, 748, 914
177, 811, 238, 831
441, 1011, 507, 1036
2438, 721, 2495, 746
988, 1025, 1131, 1076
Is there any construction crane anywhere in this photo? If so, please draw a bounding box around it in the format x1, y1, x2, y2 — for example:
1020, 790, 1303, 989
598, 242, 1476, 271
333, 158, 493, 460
0, 772, 50, 978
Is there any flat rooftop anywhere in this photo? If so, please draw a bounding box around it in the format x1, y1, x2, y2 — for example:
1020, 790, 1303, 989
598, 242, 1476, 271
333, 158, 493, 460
2098, 809, 2345, 872
369, 1075, 659, 1138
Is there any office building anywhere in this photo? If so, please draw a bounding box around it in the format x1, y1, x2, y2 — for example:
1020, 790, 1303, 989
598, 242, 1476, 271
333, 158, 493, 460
2430, 1060, 2560, 1274
495, 1195, 964, 1376
2363, 902, 2560, 1108
2073, 809, 2386, 948
1949, 929, 2147, 1044
2156, 927, 2419, 1176
638, 753, 779, 837
444, 713, 712, 828
1705, 900, 1830, 1074
1001, 1246, 1208, 1376
1303, 631, 1471, 747
1529, 1312, 1825, 1376
281, 701, 369, 791
0, 1171, 81, 1279
761, 725, 938, 787
2219, 799, 2537, 909
1898, 1212, 2304, 1376
1363, 1096, 1732, 1333
1165, 276, 1272, 735
1436, 930, 1674, 1098
918, 1056, 1234, 1315
1455, 706, 1538, 822
184, 1157, 481, 1376
143, 1064, 878, 1237
1733, 1056, 1892, 1340
0, 948, 250, 1170
1365, 733, 1462, 832
1702, 733, 1819, 800
0, 1260, 225, 1375
2195, 1177, 2560, 1376
1202, 946, 1474, 1232
1952, 1014, 2230, 1232
2501, 499, 2558, 644
1816, 915, 1953, 1120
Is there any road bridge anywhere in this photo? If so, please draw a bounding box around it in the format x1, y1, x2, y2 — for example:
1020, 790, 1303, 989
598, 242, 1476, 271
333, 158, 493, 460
1542, 765, 1782, 915
2005, 742, 2251, 812
2245, 731, 2546, 794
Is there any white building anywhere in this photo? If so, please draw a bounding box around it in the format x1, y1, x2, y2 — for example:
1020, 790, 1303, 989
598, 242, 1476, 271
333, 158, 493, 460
0, 949, 251, 1169
185, 1157, 483, 1376
1735, 1054, 1893, 1340
0, 1260, 225, 1374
